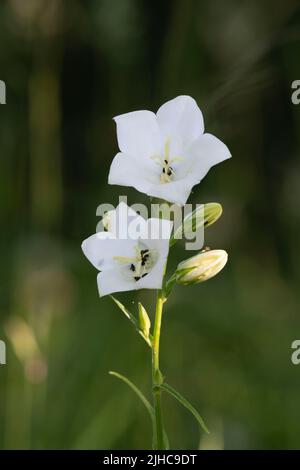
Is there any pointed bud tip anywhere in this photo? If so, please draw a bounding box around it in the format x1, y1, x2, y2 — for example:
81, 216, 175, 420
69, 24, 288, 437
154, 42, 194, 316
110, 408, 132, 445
138, 302, 151, 338
172, 202, 223, 244
203, 203, 223, 227
176, 249, 228, 285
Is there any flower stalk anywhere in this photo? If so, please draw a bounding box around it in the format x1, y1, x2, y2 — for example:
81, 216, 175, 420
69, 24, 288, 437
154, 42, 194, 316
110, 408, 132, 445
82, 95, 231, 448
152, 289, 165, 449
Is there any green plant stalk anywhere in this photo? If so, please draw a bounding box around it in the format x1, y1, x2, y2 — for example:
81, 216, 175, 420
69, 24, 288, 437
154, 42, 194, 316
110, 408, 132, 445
152, 290, 165, 450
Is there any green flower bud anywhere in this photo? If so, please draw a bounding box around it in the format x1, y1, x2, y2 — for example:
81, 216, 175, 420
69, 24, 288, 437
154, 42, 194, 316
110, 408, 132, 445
176, 249, 228, 285
203, 203, 223, 228
138, 302, 151, 340
171, 203, 222, 245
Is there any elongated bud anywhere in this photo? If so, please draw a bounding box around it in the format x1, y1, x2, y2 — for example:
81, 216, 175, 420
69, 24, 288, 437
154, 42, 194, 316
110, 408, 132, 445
203, 203, 223, 228
171, 203, 222, 245
176, 249, 228, 285
138, 302, 151, 339
102, 211, 110, 231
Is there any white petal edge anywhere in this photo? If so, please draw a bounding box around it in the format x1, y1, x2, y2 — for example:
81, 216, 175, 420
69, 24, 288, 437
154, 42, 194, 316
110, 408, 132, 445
157, 95, 204, 148
81, 234, 136, 270
140, 218, 173, 244
105, 201, 148, 238
145, 178, 195, 206
136, 252, 167, 290
114, 110, 162, 164
108, 152, 158, 193
97, 270, 135, 297
187, 133, 231, 182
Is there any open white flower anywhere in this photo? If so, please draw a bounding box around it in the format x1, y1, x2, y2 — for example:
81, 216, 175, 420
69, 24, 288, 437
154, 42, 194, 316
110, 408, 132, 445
108, 95, 231, 205
81, 203, 173, 297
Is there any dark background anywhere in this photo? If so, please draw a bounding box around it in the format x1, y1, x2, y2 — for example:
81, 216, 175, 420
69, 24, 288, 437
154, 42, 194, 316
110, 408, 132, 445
0, 0, 300, 449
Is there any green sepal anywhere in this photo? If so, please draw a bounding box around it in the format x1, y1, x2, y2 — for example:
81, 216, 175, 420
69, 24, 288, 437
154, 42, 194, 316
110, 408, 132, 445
162, 273, 176, 300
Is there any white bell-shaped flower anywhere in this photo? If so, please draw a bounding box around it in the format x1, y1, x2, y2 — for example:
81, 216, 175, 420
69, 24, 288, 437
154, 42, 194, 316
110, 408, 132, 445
109, 95, 231, 205
82, 203, 173, 297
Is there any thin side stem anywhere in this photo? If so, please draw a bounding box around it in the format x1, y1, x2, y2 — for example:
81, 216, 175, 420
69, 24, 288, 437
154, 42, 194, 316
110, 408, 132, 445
152, 290, 165, 449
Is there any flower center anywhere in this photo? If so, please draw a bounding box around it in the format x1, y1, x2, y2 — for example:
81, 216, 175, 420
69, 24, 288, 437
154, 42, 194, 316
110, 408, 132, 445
113, 243, 157, 282
151, 139, 183, 184
129, 248, 151, 281
160, 158, 175, 184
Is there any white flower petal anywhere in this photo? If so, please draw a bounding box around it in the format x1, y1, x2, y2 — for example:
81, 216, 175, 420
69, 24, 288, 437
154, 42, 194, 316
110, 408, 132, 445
141, 218, 173, 245
136, 223, 172, 289
105, 201, 148, 238
135, 218, 172, 290
108, 152, 157, 194
81, 234, 136, 270
83, 204, 174, 295
187, 133, 231, 182
97, 270, 135, 297
137, 253, 166, 290
157, 96, 204, 149
114, 110, 162, 163
145, 179, 194, 206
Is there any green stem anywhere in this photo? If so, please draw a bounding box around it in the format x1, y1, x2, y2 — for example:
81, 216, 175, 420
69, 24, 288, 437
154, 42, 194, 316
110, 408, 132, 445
152, 290, 165, 449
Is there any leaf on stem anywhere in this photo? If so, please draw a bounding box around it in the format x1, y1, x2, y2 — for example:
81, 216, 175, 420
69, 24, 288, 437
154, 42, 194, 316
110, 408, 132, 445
110, 296, 152, 347
110, 296, 138, 326
156, 382, 210, 434
109, 371, 154, 424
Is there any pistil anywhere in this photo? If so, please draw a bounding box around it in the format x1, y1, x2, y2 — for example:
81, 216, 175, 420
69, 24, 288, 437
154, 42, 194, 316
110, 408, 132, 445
151, 139, 182, 184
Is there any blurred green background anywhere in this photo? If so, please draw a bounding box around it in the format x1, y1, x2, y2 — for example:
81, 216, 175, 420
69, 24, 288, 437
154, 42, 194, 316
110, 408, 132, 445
1, 0, 300, 450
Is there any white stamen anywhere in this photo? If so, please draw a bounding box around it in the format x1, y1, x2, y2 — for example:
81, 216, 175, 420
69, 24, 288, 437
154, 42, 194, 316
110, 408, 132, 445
151, 139, 184, 184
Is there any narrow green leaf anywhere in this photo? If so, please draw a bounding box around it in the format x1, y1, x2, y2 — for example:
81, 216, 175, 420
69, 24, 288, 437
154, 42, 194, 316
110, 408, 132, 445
109, 371, 154, 424
138, 331, 152, 347
110, 296, 152, 347
110, 296, 138, 327
156, 382, 210, 434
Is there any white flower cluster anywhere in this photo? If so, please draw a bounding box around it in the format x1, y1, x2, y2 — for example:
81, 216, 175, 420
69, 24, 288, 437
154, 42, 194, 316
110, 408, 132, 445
82, 96, 231, 296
